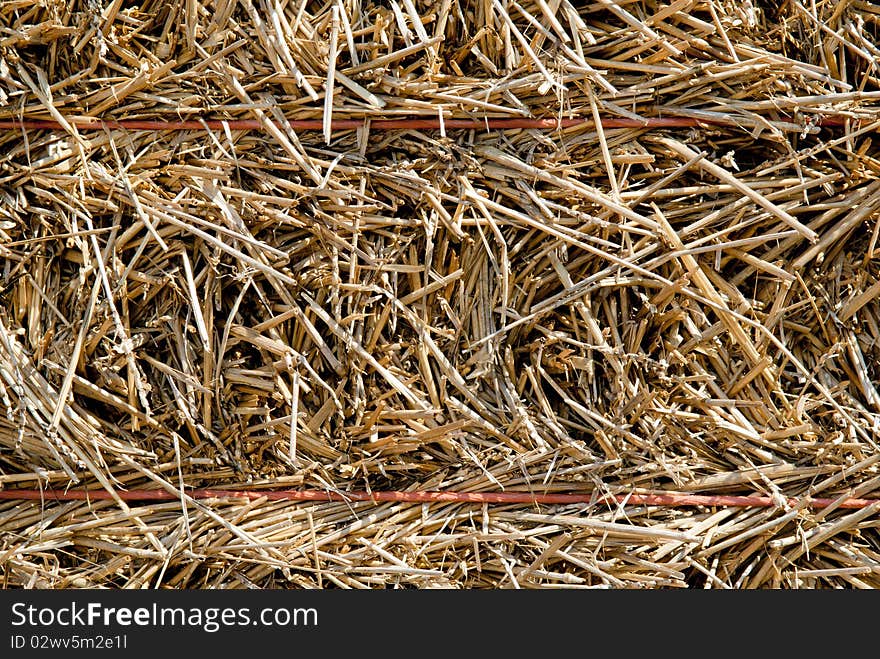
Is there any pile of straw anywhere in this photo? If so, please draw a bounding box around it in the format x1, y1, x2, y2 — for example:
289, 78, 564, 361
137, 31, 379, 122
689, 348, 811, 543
2, 0, 880, 588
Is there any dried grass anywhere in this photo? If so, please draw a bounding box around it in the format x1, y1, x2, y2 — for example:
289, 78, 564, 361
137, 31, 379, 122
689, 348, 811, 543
2, 0, 880, 589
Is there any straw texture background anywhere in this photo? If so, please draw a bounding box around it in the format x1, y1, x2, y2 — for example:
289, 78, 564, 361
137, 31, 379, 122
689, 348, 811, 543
2, 0, 880, 588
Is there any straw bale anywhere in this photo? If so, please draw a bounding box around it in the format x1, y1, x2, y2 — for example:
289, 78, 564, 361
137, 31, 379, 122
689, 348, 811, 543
1, 0, 880, 588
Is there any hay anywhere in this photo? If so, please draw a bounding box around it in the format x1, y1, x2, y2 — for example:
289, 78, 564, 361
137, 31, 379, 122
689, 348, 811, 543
1, 0, 880, 589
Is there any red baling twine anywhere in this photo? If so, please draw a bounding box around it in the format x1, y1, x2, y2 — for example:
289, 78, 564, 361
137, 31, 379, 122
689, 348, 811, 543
0, 111, 863, 509
0, 488, 877, 509
0, 115, 849, 133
